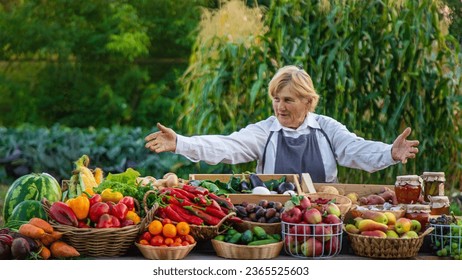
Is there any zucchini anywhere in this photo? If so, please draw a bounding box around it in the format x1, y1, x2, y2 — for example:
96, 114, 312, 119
248, 238, 279, 246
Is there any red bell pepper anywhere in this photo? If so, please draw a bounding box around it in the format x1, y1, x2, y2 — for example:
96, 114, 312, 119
49, 201, 79, 227
111, 202, 128, 221
169, 204, 204, 225
89, 202, 110, 223
89, 194, 102, 207
121, 219, 135, 227
96, 214, 114, 228
183, 205, 221, 226
118, 196, 135, 211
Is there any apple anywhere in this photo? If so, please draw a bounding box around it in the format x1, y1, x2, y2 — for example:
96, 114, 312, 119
284, 235, 302, 255
303, 208, 322, 224
313, 223, 332, 242
281, 206, 302, 223
383, 212, 396, 225
324, 202, 341, 217
323, 236, 340, 255
323, 213, 341, 225
386, 230, 399, 238
410, 219, 422, 233
301, 237, 323, 257
288, 223, 311, 242
299, 196, 311, 209
401, 230, 419, 239
395, 217, 412, 234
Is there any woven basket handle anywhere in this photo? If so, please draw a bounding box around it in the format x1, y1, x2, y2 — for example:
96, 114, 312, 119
142, 189, 159, 215
139, 202, 159, 232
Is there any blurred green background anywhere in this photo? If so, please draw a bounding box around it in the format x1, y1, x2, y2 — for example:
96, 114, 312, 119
0, 0, 461, 208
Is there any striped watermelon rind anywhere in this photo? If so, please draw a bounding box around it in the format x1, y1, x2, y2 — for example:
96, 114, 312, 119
8, 200, 48, 223
2, 172, 62, 223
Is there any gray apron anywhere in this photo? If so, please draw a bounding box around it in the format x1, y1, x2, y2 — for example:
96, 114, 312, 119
262, 128, 335, 183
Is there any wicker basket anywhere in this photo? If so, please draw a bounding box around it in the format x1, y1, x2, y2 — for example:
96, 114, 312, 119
234, 220, 281, 235
135, 242, 196, 260
211, 239, 283, 259
304, 192, 352, 218
346, 227, 434, 259
143, 190, 236, 241
41, 198, 156, 257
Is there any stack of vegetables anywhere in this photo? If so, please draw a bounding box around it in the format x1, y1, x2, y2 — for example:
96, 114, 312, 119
152, 184, 242, 227
0, 218, 79, 260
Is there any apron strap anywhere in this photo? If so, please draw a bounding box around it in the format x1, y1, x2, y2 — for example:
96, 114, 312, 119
261, 130, 275, 173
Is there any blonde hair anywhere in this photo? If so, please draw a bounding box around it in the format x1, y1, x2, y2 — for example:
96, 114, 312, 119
268, 65, 319, 112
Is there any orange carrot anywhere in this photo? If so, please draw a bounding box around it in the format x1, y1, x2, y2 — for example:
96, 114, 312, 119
39, 246, 51, 260
50, 241, 80, 258
19, 223, 46, 239
29, 218, 54, 234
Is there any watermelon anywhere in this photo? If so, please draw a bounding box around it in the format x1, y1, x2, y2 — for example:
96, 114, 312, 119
2, 173, 62, 223
9, 200, 48, 222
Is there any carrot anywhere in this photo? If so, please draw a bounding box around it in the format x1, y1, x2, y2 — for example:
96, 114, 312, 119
19, 223, 46, 239
50, 241, 80, 258
39, 245, 51, 260
29, 218, 53, 234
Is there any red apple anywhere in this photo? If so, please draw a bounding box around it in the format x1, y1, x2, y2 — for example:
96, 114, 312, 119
284, 235, 302, 255
313, 223, 332, 242
281, 207, 302, 223
324, 236, 340, 255
288, 223, 311, 242
300, 196, 311, 209
322, 214, 342, 233
301, 237, 323, 257
303, 208, 322, 224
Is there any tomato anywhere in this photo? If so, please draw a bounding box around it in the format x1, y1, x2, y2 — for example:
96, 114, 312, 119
150, 235, 164, 246
141, 231, 152, 242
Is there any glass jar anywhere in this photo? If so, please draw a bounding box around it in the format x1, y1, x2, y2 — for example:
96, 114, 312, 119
395, 175, 423, 204
421, 172, 445, 202
405, 204, 431, 231
428, 196, 450, 215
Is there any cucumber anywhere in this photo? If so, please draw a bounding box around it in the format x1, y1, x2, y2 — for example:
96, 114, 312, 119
227, 232, 242, 244
248, 238, 279, 246
240, 229, 253, 244
252, 226, 267, 240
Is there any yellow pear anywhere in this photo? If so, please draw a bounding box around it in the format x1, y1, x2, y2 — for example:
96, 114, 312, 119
383, 211, 397, 225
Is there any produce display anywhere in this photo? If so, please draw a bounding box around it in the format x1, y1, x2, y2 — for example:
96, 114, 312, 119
345, 210, 423, 238
234, 200, 283, 223
429, 215, 462, 259
281, 195, 343, 258
1, 154, 460, 260
0, 218, 79, 260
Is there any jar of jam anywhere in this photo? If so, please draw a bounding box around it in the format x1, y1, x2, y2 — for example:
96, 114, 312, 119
421, 171, 445, 202
395, 175, 423, 204
405, 204, 431, 231
428, 196, 450, 215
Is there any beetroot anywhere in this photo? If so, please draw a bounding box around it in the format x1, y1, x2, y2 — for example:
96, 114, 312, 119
11, 237, 31, 259
0, 242, 12, 260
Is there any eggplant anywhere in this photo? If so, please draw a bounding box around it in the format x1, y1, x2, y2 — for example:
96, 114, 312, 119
249, 174, 267, 189
277, 182, 296, 194
239, 181, 250, 192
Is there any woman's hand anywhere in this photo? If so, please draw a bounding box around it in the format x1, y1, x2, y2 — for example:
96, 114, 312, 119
391, 127, 419, 164
144, 123, 177, 153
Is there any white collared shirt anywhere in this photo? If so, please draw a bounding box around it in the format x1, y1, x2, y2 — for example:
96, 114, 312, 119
175, 113, 398, 183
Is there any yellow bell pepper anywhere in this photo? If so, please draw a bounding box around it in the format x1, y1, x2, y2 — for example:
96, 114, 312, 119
125, 211, 141, 225
101, 188, 123, 203
66, 195, 90, 220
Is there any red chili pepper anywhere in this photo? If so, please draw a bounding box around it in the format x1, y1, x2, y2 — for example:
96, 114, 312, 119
169, 204, 204, 225
170, 188, 197, 200
183, 205, 221, 226
194, 194, 209, 206
181, 184, 209, 195
165, 195, 194, 207
220, 206, 230, 214
208, 193, 234, 210
162, 205, 184, 223
195, 205, 227, 219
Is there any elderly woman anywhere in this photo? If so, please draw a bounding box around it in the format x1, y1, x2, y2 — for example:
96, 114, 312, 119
145, 65, 419, 183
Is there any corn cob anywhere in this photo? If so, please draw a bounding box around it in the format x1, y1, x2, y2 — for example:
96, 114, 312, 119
74, 155, 98, 190
93, 167, 104, 185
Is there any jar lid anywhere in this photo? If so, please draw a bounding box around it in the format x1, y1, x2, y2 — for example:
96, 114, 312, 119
396, 175, 423, 186
421, 172, 446, 182
406, 204, 431, 212
428, 195, 450, 203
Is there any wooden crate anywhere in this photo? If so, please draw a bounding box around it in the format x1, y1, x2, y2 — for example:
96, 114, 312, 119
312, 183, 394, 197
189, 174, 302, 205
300, 173, 394, 197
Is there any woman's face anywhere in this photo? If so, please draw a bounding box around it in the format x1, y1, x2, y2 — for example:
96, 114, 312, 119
272, 86, 310, 129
